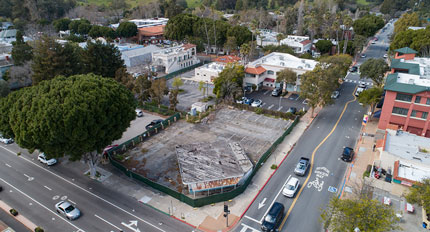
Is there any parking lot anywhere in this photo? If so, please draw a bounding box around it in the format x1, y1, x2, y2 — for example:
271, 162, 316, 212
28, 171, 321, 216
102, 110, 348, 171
112, 111, 164, 145
244, 89, 309, 113
120, 107, 293, 193
163, 69, 215, 112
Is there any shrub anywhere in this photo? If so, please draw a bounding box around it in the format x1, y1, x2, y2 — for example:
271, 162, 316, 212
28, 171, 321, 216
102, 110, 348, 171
270, 164, 278, 169
363, 170, 370, 178
9, 208, 18, 216
255, 108, 264, 114
16, 152, 21, 156
35, 227, 44, 232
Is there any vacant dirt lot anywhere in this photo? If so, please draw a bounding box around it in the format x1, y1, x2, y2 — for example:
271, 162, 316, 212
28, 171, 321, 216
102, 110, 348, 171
120, 107, 293, 193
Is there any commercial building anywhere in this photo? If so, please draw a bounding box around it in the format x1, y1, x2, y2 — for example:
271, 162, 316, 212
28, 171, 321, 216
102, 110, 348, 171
151, 44, 200, 74
119, 44, 160, 68
137, 25, 165, 44
280, 35, 312, 54
244, 52, 318, 91
378, 47, 430, 137
194, 55, 241, 83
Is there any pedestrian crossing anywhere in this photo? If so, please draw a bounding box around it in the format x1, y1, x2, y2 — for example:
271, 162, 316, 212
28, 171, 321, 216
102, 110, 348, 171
343, 79, 373, 86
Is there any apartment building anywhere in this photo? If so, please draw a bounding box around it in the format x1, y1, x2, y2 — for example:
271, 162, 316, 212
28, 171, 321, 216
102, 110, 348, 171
280, 35, 312, 54
378, 47, 430, 137
151, 44, 200, 74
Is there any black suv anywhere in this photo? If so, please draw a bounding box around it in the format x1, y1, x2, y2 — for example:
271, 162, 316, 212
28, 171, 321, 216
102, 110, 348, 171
341, 147, 355, 162
145, 119, 164, 130
261, 202, 284, 232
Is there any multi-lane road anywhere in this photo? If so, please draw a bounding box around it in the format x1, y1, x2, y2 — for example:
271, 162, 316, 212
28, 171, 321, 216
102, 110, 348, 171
0, 144, 194, 232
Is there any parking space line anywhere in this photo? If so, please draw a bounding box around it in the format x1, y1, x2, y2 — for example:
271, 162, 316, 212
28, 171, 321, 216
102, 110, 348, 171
240, 136, 247, 143
277, 106, 283, 111
263, 90, 269, 95
268, 104, 274, 109
259, 175, 292, 223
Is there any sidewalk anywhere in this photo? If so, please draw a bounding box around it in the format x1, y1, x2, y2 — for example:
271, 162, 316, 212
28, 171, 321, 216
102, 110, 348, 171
0, 200, 36, 231
99, 107, 322, 231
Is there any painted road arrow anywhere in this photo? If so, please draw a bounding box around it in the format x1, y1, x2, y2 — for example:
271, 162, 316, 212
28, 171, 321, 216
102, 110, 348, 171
258, 198, 267, 209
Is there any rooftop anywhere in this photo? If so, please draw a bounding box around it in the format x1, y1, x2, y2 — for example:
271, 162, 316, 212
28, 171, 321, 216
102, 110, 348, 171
120, 45, 160, 58
175, 142, 253, 188
153, 44, 196, 56
245, 66, 266, 75
395, 47, 418, 54
198, 63, 225, 72
385, 73, 430, 93
248, 52, 318, 70
280, 35, 311, 47
214, 55, 241, 64
397, 161, 430, 182
138, 25, 165, 36
385, 129, 430, 165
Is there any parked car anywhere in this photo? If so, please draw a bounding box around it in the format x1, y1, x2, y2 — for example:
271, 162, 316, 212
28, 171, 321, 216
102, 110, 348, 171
355, 87, 365, 97
341, 146, 355, 162
294, 157, 310, 176
55, 201, 81, 220
251, 99, 262, 107
38, 153, 57, 166
283, 177, 300, 197
383, 54, 388, 58
358, 83, 367, 89
0, 133, 13, 144
385, 47, 389, 51
244, 98, 254, 105
331, 91, 340, 99
374, 37, 378, 41
349, 66, 358, 72
271, 88, 282, 97
361, 54, 367, 58
103, 145, 119, 155
236, 97, 247, 104
261, 202, 284, 232
135, 109, 143, 117
287, 107, 297, 114
145, 119, 164, 130
371, 41, 376, 44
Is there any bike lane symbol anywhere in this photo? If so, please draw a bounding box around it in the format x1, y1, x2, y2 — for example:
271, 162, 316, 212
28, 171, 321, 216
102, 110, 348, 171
307, 167, 330, 192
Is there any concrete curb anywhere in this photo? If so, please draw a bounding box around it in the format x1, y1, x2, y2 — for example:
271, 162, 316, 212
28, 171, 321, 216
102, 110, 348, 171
0, 200, 37, 231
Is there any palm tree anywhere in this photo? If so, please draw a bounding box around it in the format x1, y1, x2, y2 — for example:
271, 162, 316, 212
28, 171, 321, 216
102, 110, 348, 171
342, 15, 353, 54
276, 33, 286, 46
240, 43, 251, 64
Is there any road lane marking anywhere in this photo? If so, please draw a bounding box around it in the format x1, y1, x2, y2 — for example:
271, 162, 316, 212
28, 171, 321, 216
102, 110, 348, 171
244, 216, 261, 224
259, 175, 291, 223
0, 146, 166, 232
69, 199, 76, 205
258, 198, 267, 209
0, 177, 84, 231
240, 223, 260, 232
278, 86, 358, 230
5, 163, 11, 167
44, 185, 52, 191
94, 214, 122, 231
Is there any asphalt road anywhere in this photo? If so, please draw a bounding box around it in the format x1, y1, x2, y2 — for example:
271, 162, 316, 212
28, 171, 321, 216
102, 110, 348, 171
0, 144, 195, 232
344, 20, 395, 87
235, 82, 365, 232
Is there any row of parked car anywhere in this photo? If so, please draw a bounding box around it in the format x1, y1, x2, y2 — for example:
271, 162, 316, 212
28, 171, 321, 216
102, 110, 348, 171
236, 97, 263, 107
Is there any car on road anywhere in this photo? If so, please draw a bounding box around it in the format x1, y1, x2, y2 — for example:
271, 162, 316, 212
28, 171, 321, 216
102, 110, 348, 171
283, 177, 300, 197
244, 98, 254, 105
341, 146, 355, 162
374, 37, 378, 41
271, 88, 282, 97
361, 54, 367, 58
358, 83, 367, 89
145, 119, 164, 130
371, 41, 376, 44
331, 91, 340, 99
385, 47, 389, 51
135, 109, 143, 117
251, 99, 262, 107
287, 107, 297, 114
236, 97, 247, 104
349, 66, 358, 72
55, 201, 81, 220
294, 157, 310, 176
38, 153, 57, 166
0, 134, 13, 144
383, 54, 388, 58
355, 87, 365, 97
261, 202, 284, 232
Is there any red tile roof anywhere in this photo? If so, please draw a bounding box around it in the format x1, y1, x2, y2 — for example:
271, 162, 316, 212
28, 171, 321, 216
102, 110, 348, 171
300, 39, 311, 45
264, 78, 275, 83
183, 43, 196, 50
245, 66, 266, 75
214, 55, 241, 64
138, 25, 165, 36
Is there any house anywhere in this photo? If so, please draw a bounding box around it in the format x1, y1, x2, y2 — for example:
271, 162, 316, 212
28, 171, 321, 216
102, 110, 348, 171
151, 44, 200, 74
137, 25, 165, 44
0, 22, 13, 31
0, 53, 13, 79
280, 36, 312, 54
376, 127, 430, 187
0, 42, 12, 54
119, 44, 161, 68
256, 30, 280, 47
0, 29, 17, 43
243, 52, 318, 91
194, 55, 241, 83
378, 47, 430, 137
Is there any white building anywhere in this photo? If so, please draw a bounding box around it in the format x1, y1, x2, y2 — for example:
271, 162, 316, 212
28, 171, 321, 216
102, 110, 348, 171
110, 18, 169, 29
280, 35, 312, 54
194, 63, 225, 83
151, 44, 200, 74
256, 29, 280, 47
244, 52, 318, 91
119, 44, 160, 68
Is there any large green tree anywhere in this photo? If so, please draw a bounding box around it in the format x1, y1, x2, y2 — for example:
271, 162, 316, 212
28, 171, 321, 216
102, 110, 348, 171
321, 197, 400, 232
81, 41, 124, 78
150, 78, 168, 106
360, 58, 389, 87
165, 13, 199, 41
133, 74, 152, 104
391, 27, 430, 57
406, 178, 430, 213
213, 64, 244, 101
69, 19, 91, 35
2, 74, 135, 178
53, 18, 72, 32
358, 87, 384, 117
116, 22, 138, 39
226, 25, 252, 47
315, 40, 333, 54
276, 68, 297, 93
353, 15, 385, 38
394, 12, 421, 35
11, 31, 33, 66
31, 36, 82, 84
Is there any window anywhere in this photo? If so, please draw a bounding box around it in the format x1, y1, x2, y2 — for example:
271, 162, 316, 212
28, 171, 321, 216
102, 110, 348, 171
267, 70, 274, 75
427, 98, 430, 105
411, 110, 417, 117
392, 107, 408, 116
415, 96, 421, 103
395, 93, 412, 102
422, 112, 429, 119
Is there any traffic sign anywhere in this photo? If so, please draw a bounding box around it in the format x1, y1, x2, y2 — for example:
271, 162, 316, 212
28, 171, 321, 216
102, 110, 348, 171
362, 114, 369, 125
